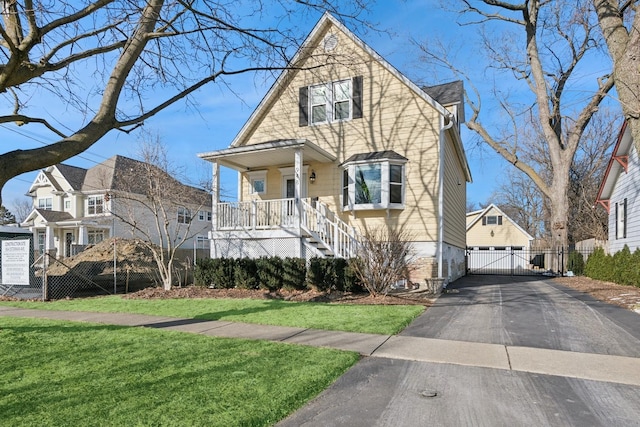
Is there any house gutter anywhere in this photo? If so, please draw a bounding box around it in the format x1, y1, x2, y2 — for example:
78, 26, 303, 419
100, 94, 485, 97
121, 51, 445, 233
437, 113, 455, 282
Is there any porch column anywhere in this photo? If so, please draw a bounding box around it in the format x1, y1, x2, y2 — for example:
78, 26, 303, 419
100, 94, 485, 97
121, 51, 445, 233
211, 161, 219, 231
78, 225, 88, 245
45, 225, 55, 255
294, 148, 302, 226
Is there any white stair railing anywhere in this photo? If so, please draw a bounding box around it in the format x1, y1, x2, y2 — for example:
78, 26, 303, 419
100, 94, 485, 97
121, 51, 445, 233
301, 199, 359, 258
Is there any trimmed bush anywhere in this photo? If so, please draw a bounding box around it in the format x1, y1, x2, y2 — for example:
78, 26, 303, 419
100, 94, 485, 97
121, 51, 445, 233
585, 247, 613, 283
282, 257, 308, 291
234, 258, 258, 290
255, 257, 283, 291
194, 258, 217, 287
194, 257, 235, 288
307, 257, 337, 292
567, 250, 585, 276
613, 246, 634, 286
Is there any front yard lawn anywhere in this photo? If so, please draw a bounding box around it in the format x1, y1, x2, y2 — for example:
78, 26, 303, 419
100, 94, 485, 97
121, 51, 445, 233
0, 316, 359, 427
0, 296, 424, 335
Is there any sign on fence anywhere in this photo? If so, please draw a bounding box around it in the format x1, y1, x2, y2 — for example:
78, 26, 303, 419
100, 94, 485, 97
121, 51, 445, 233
1, 239, 30, 285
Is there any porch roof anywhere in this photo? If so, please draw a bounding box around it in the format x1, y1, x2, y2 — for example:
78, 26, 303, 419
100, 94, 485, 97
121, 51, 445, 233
197, 139, 336, 171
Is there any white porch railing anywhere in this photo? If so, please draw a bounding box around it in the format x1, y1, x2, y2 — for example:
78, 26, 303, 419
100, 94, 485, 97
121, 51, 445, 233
214, 198, 358, 258
300, 199, 358, 258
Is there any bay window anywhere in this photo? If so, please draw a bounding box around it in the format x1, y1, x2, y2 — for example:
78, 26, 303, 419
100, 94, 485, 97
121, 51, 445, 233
341, 151, 407, 211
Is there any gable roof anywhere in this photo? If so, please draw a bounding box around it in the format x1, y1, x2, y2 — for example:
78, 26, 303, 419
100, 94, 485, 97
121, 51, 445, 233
596, 121, 633, 208
56, 164, 88, 191
229, 13, 460, 139
466, 203, 534, 240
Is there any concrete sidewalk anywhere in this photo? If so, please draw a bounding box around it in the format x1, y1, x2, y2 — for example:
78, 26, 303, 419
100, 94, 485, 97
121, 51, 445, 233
2, 305, 640, 387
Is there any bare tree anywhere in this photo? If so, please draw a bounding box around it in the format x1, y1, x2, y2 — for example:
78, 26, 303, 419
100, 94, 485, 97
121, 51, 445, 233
10, 197, 32, 223
109, 134, 210, 290
492, 169, 546, 239
0, 0, 371, 204
417, 0, 614, 250
593, 0, 640, 154
349, 227, 415, 297
492, 110, 618, 243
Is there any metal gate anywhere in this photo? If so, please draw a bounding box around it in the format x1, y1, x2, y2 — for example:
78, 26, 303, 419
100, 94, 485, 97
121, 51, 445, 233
466, 247, 562, 276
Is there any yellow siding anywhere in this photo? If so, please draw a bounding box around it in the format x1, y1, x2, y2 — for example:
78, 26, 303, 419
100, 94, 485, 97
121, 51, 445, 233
443, 132, 467, 249
467, 207, 531, 248
236, 23, 445, 243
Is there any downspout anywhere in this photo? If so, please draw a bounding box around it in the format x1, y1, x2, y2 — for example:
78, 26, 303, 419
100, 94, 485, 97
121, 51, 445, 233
438, 113, 455, 281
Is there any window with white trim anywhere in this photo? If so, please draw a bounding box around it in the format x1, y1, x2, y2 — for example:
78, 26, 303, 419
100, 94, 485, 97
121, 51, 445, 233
482, 215, 503, 226
299, 76, 362, 126
342, 156, 406, 211
38, 197, 52, 210
310, 79, 351, 124
616, 199, 627, 239
177, 206, 191, 224
247, 170, 267, 195
88, 230, 104, 244
87, 195, 104, 215
198, 210, 212, 222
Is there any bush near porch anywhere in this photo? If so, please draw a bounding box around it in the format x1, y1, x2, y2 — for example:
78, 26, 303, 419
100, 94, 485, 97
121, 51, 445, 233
195, 257, 364, 293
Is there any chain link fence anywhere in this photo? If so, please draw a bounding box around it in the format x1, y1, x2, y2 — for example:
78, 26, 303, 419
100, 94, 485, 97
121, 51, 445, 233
1, 237, 208, 301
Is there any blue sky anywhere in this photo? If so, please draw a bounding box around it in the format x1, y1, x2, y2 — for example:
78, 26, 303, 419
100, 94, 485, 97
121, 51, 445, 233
0, 1, 560, 210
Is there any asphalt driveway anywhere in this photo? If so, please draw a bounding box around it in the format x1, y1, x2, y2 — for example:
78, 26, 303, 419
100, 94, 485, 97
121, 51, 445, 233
278, 275, 640, 426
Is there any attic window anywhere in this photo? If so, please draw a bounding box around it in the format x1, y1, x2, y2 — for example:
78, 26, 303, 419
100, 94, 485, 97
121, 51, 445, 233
482, 215, 503, 226
299, 76, 363, 126
341, 151, 407, 211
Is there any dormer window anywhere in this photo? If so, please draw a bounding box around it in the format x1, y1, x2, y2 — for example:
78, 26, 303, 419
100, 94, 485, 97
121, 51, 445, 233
341, 151, 407, 211
299, 76, 363, 126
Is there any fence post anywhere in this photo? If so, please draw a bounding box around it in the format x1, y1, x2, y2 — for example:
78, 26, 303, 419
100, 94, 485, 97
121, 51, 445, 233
42, 253, 48, 301
113, 238, 117, 294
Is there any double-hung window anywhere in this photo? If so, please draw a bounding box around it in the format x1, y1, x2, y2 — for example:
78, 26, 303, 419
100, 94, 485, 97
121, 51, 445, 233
178, 206, 191, 224
300, 76, 363, 126
88, 230, 104, 244
341, 151, 407, 211
198, 210, 212, 222
87, 195, 104, 215
38, 197, 52, 210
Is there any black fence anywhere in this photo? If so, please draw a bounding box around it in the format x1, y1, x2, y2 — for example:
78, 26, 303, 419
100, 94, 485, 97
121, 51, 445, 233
466, 246, 594, 276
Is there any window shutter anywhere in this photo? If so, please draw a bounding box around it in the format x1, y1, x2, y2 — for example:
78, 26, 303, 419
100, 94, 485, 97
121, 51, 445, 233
299, 86, 309, 127
498, 216, 503, 225
352, 76, 363, 119
482, 217, 487, 226
624, 198, 628, 238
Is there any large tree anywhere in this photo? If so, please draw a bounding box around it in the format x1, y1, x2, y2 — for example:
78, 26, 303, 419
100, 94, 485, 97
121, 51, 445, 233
0, 0, 370, 204
418, 0, 615, 250
594, 0, 640, 154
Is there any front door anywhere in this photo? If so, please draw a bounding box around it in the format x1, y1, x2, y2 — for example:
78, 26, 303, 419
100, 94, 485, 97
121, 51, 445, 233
282, 175, 306, 226
65, 232, 74, 258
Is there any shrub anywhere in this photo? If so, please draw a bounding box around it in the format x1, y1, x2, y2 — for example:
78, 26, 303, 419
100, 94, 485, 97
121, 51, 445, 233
193, 258, 235, 288
585, 247, 613, 282
234, 258, 258, 290
348, 227, 415, 297
567, 250, 585, 276
613, 245, 634, 286
307, 257, 338, 292
255, 257, 283, 291
194, 258, 217, 287
282, 257, 307, 291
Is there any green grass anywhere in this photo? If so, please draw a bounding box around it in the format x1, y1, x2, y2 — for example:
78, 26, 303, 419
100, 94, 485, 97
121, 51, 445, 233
0, 296, 424, 335
0, 316, 359, 427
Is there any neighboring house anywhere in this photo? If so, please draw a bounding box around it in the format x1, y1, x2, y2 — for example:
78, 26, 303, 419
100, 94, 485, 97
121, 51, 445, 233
21, 155, 211, 258
198, 13, 472, 283
466, 204, 534, 272
596, 121, 640, 253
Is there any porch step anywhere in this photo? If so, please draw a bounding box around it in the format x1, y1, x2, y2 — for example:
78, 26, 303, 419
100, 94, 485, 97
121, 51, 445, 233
303, 233, 334, 257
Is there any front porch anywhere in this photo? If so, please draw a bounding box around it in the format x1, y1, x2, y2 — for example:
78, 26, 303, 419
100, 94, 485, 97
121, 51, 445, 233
210, 197, 357, 259
198, 139, 358, 260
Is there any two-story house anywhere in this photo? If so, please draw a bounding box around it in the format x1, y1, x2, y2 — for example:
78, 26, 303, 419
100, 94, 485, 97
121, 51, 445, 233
198, 13, 472, 284
21, 155, 212, 258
